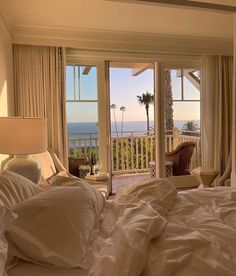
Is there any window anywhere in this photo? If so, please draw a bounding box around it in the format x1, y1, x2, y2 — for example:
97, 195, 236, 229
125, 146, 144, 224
66, 65, 99, 166
171, 69, 200, 102
66, 65, 98, 102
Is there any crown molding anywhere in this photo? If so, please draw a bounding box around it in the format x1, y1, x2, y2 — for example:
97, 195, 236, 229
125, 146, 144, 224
108, 0, 236, 13
12, 25, 233, 56
0, 0, 14, 36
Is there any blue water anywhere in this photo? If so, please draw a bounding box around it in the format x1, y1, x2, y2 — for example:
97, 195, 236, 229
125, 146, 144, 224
68, 120, 200, 139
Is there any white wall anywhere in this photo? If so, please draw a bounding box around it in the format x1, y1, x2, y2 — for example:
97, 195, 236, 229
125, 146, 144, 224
0, 16, 13, 169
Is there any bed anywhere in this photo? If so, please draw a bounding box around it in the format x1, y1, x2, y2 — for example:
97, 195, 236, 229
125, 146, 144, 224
1, 170, 236, 276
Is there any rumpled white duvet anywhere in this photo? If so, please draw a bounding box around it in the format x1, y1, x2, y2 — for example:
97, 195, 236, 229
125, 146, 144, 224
9, 180, 236, 276
86, 179, 176, 276
143, 187, 236, 276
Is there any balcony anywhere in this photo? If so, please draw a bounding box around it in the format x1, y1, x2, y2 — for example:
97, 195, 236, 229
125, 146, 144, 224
68, 127, 201, 177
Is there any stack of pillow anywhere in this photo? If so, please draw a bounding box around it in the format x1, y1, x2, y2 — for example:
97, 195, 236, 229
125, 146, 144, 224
0, 170, 105, 273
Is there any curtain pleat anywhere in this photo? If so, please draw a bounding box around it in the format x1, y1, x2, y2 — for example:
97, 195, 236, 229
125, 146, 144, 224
13, 45, 68, 168
201, 55, 233, 185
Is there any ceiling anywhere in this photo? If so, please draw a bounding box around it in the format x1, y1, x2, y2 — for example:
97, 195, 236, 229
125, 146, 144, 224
2, 0, 234, 39
190, 0, 236, 6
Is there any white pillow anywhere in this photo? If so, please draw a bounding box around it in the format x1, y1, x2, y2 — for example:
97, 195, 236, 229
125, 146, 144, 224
0, 206, 16, 276
6, 183, 105, 268
115, 178, 177, 216
0, 171, 43, 208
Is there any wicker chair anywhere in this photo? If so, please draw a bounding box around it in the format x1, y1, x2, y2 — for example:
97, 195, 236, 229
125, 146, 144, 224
165, 141, 196, 176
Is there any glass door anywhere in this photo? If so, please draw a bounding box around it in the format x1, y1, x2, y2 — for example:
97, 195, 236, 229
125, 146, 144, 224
108, 61, 155, 194
164, 68, 201, 177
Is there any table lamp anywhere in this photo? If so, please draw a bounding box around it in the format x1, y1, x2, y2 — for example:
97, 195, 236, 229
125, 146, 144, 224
0, 117, 47, 184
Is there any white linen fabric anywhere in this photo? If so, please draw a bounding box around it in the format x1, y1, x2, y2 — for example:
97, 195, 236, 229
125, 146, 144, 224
88, 196, 167, 276
201, 56, 233, 185
8, 261, 88, 276
143, 187, 236, 276
7, 178, 236, 276
114, 178, 177, 216
46, 173, 77, 186
0, 171, 42, 208
86, 179, 176, 275
7, 178, 172, 276
0, 206, 16, 276
13, 45, 68, 168
6, 183, 105, 268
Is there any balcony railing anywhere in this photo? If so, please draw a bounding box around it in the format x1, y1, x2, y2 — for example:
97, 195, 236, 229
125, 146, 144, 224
68, 128, 201, 175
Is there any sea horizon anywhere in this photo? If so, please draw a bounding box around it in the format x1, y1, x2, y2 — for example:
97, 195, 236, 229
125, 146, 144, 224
68, 119, 200, 139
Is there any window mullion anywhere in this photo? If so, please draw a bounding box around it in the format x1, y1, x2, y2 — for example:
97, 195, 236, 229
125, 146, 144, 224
181, 69, 184, 101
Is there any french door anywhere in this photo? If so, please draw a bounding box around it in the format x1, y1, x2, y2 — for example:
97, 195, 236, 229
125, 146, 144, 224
66, 51, 201, 195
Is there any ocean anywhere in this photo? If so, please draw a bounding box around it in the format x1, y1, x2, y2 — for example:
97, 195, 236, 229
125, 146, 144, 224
68, 120, 200, 139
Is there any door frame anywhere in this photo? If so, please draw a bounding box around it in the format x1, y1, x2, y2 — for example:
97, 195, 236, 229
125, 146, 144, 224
66, 51, 201, 194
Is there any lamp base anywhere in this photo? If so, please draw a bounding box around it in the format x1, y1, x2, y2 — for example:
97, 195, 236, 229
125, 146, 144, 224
4, 155, 41, 184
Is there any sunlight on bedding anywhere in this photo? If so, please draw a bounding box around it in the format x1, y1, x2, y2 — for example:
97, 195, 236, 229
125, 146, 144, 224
1, 173, 235, 276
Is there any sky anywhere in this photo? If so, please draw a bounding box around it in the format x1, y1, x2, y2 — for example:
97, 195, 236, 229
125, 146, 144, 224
66, 66, 98, 123
110, 68, 200, 122
66, 65, 200, 123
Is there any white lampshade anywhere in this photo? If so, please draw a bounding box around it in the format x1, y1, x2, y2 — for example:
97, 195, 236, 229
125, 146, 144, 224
0, 117, 47, 184
0, 117, 47, 155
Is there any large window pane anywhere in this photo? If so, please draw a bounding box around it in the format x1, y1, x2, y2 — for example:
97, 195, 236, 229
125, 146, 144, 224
171, 70, 182, 100
165, 68, 201, 177
183, 71, 200, 101
80, 66, 98, 101
66, 65, 99, 178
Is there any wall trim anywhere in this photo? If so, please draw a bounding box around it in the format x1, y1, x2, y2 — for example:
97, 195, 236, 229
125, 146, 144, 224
12, 25, 233, 56
108, 0, 236, 13
66, 48, 202, 68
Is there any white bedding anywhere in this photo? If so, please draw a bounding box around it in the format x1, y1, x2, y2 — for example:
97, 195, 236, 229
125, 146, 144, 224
143, 187, 236, 276
8, 195, 167, 276
7, 180, 236, 276
8, 261, 87, 276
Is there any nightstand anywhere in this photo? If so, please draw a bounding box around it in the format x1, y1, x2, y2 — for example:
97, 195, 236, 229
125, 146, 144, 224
191, 167, 219, 188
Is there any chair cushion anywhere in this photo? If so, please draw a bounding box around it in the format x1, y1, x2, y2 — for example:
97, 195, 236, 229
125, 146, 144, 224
32, 151, 57, 179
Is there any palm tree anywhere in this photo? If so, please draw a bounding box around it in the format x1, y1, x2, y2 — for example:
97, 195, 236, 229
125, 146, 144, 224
182, 120, 199, 136
137, 91, 154, 133
164, 69, 174, 132
120, 106, 126, 137
110, 104, 118, 137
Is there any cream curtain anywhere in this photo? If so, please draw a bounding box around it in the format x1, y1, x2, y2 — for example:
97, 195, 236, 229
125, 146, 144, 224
201, 55, 233, 185
13, 45, 68, 168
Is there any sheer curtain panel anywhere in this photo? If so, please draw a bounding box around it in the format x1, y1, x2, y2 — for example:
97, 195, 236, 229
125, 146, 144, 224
201, 55, 233, 185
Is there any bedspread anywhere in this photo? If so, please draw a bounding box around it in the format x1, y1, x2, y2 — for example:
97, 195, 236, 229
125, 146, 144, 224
8, 179, 236, 276
87, 195, 167, 276
143, 187, 236, 276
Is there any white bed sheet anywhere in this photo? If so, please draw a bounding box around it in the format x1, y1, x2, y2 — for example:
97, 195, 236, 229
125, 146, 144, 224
7, 182, 236, 276
8, 261, 87, 276
143, 187, 236, 276
7, 181, 169, 276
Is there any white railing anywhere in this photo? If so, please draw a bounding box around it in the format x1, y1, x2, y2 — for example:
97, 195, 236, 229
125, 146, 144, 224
68, 128, 201, 174
111, 135, 155, 173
